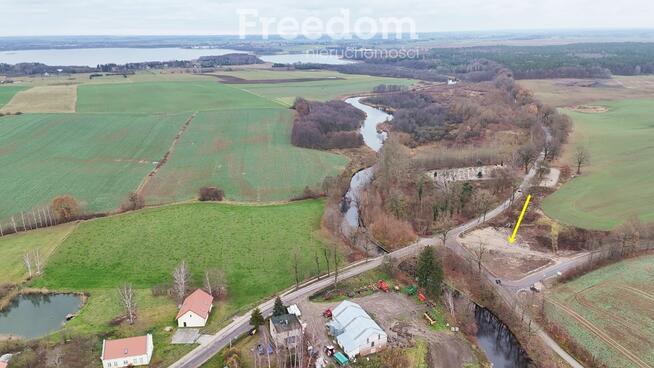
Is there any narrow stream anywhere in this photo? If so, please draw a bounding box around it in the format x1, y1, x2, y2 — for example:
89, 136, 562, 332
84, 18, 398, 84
475, 306, 533, 368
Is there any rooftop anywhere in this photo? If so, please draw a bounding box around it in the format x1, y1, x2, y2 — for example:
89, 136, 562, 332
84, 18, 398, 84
102, 335, 150, 360
270, 313, 302, 333
176, 289, 214, 320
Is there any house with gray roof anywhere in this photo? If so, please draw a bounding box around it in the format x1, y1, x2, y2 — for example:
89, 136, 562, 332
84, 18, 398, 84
326, 300, 387, 357
269, 314, 303, 349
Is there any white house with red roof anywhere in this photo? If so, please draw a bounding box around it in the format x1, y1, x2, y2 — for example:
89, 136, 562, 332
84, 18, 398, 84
101, 334, 153, 368
176, 289, 214, 328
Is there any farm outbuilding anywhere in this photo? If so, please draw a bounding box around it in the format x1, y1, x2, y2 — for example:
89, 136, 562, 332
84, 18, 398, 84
176, 289, 214, 328
326, 300, 387, 357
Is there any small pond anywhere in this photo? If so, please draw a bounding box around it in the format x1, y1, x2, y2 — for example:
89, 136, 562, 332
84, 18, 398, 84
0, 294, 83, 340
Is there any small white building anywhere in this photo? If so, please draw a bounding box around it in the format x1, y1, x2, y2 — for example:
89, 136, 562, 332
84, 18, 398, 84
101, 334, 153, 368
176, 289, 214, 328
327, 301, 388, 358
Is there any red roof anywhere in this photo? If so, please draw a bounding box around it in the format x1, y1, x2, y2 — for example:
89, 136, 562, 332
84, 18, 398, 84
176, 289, 214, 320
102, 335, 149, 360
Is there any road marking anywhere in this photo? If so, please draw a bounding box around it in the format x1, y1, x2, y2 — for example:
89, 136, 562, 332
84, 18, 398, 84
508, 194, 531, 244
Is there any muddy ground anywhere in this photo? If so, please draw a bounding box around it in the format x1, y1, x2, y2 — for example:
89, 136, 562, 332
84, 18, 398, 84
460, 226, 579, 280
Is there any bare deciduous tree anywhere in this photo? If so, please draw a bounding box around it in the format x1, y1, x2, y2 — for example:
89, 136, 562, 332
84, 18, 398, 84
118, 282, 137, 324
472, 241, 488, 273
172, 260, 191, 304
472, 189, 494, 222
23, 252, 33, 278
574, 145, 590, 175
32, 249, 43, 275
443, 287, 456, 318
203, 268, 227, 299
517, 144, 537, 174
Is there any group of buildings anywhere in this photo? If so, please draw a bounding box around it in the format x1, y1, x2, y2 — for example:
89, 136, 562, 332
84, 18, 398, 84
101, 289, 214, 368
100, 288, 386, 368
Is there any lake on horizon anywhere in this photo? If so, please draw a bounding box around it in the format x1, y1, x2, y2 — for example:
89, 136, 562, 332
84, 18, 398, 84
0, 47, 354, 67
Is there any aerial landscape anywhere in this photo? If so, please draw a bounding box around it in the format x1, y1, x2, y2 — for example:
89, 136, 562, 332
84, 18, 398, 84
1, 1, 653, 368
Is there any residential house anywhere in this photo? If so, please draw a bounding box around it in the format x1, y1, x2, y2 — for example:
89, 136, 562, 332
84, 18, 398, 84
101, 334, 153, 368
269, 313, 303, 349
176, 289, 214, 328
327, 300, 387, 357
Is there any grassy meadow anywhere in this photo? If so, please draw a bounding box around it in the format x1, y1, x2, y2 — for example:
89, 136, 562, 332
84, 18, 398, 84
542, 99, 654, 230
0, 85, 77, 113
29, 200, 337, 332
0, 85, 27, 108
143, 108, 347, 203
546, 254, 654, 367
0, 223, 76, 284
77, 81, 283, 113
231, 74, 415, 106
0, 112, 187, 220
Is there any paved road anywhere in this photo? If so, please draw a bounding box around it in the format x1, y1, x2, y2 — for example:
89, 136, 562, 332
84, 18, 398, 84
170, 134, 584, 368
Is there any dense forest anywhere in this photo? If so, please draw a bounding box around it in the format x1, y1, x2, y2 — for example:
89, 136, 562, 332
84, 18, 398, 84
291, 98, 366, 150
300, 42, 654, 81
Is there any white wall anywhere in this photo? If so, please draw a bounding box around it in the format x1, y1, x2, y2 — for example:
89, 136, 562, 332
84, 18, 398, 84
177, 311, 207, 328
101, 335, 153, 368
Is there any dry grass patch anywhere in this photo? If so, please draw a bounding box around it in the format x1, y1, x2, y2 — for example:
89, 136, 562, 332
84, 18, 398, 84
0, 85, 77, 113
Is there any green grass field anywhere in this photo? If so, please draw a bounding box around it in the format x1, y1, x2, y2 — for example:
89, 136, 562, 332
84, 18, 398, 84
0, 112, 187, 220
0, 223, 76, 284
546, 254, 654, 367
542, 99, 654, 230
233, 75, 415, 106
0, 85, 27, 107
143, 108, 347, 202
77, 81, 283, 113
30, 200, 337, 332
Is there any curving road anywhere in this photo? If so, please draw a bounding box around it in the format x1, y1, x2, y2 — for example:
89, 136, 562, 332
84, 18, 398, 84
169, 146, 584, 368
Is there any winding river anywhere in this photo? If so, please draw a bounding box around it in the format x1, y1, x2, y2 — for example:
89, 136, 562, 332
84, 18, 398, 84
340, 97, 391, 237
342, 97, 531, 367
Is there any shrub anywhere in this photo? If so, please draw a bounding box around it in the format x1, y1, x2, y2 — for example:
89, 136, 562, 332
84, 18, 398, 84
370, 213, 417, 249
198, 187, 224, 201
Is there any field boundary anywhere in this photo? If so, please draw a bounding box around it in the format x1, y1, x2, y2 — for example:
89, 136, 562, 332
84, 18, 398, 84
136, 112, 197, 196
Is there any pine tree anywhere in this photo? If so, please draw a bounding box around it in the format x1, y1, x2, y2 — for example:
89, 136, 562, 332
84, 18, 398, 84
250, 308, 264, 328
272, 296, 287, 317
416, 246, 443, 298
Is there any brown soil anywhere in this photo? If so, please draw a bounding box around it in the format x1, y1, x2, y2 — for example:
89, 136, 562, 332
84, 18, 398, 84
570, 105, 609, 113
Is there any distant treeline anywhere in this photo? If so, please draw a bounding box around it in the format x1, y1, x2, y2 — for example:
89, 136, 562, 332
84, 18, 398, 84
291, 98, 365, 150
292, 42, 654, 81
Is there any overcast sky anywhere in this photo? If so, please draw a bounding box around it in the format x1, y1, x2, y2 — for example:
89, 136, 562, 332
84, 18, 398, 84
1, 0, 653, 36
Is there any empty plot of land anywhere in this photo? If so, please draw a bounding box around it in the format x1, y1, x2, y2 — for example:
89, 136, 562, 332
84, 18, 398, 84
77, 81, 282, 113
547, 254, 654, 367
0, 112, 187, 220
233, 75, 415, 106
460, 227, 559, 280
520, 76, 654, 107
0, 85, 77, 113
543, 99, 654, 229
143, 108, 348, 203
0, 85, 27, 108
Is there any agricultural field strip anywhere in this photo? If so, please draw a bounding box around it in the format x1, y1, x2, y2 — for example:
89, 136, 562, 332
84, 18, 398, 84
135, 111, 197, 195
547, 298, 651, 368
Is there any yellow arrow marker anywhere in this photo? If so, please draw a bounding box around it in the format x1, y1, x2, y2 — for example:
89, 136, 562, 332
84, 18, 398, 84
508, 194, 532, 244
